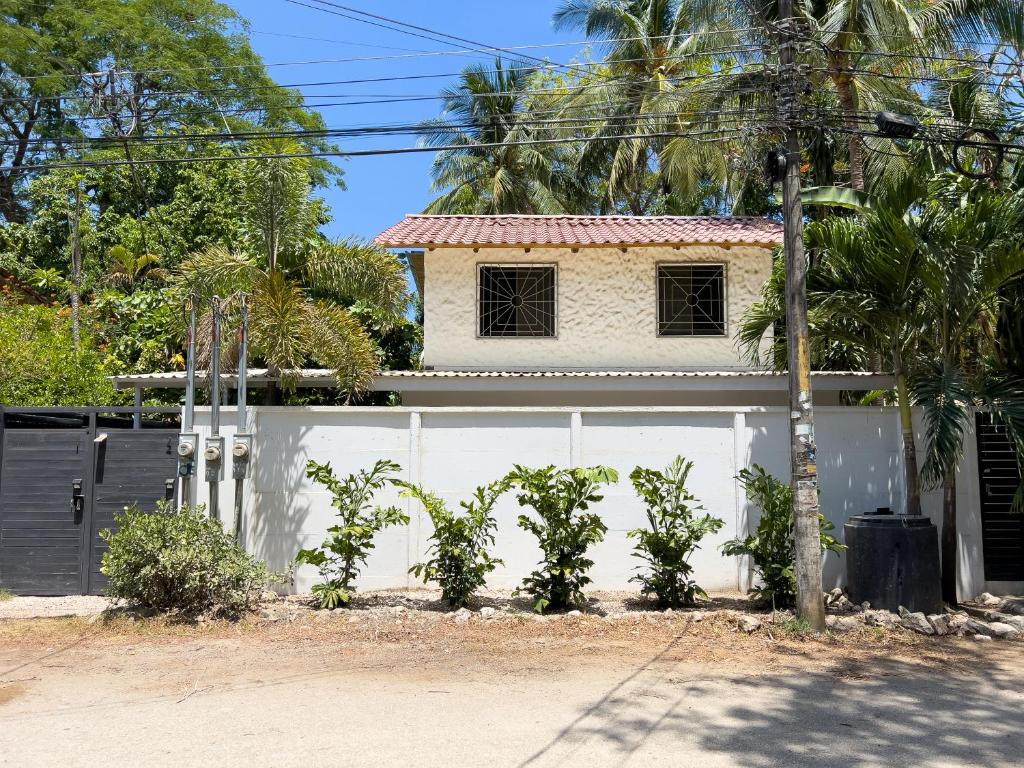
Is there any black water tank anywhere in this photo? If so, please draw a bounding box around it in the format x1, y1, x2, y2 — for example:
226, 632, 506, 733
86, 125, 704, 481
845, 514, 943, 614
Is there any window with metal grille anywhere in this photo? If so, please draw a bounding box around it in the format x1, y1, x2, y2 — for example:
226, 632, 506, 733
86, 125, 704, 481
478, 265, 556, 337
657, 264, 726, 336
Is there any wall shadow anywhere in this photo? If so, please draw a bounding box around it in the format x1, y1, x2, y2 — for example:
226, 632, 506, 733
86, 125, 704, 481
515, 644, 1021, 768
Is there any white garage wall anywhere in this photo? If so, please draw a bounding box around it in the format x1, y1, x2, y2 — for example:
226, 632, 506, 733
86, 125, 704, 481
189, 405, 992, 601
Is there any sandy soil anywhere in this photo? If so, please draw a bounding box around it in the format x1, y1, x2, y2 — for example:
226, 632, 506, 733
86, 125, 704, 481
1, 594, 1021, 767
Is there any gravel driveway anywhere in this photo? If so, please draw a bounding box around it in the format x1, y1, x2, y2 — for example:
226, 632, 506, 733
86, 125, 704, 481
1, 605, 1021, 767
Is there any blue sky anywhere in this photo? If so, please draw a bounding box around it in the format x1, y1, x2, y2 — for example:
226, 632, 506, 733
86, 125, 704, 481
229, 2, 589, 241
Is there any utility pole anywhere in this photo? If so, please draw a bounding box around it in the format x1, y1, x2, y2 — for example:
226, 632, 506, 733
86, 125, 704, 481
777, 1, 826, 631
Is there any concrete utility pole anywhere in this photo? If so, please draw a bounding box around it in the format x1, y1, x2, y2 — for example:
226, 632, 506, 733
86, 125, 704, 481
777, 0, 826, 631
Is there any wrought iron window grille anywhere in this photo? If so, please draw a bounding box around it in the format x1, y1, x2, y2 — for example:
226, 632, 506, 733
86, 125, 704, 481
657, 264, 726, 337
478, 264, 557, 338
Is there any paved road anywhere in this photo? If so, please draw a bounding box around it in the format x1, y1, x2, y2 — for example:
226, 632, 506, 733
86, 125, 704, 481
2, 632, 1022, 768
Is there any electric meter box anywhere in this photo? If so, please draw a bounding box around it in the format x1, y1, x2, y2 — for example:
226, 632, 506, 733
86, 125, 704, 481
204, 436, 225, 482
177, 433, 198, 477
232, 433, 253, 480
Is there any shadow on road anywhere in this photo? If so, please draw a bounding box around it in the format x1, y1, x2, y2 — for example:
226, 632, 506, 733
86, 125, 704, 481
518, 643, 1023, 768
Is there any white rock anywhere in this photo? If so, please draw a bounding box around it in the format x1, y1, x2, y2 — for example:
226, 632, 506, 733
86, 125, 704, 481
452, 608, 472, 623
865, 609, 899, 627
988, 622, 1021, 640
972, 633, 993, 643
826, 615, 860, 632
689, 611, 705, 622
860, 601, 871, 610
927, 614, 951, 636
663, 608, 674, 615
834, 596, 854, 612
826, 588, 844, 605
737, 615, 761, 633
566, 610, 582, 617
976, 592, 1002, 607
1000, 615, 1024, 632
947, 612, 970, 632
967, 618, 995, 637
900, 611, 935, 635
478, 606, 497, 618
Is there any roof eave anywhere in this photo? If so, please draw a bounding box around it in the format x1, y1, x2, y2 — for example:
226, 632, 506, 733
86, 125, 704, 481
375, 240, 783, 250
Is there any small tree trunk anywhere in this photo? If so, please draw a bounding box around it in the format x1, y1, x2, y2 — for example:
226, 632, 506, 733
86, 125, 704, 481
894, 364, 922, 516
0, 173, 27, 224
831, 65, 865, 191
941, 473, 958, 606
68, 184, 83, 352
265, 380, 282, 406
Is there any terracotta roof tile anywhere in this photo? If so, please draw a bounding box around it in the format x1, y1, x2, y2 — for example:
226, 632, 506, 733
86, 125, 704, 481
374, 215, 783, 248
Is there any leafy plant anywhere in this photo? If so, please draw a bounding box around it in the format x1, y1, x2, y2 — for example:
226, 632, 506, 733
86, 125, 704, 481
782, 617, 813, 635
0, 300, 125, 406
506, 465, 617, 613
721, 466, 844, 609
399, 480, 508, 608
100, 502, 273, 616
0, 588, 13, 602
297, 459, 408, 609
628, 457, 725, 608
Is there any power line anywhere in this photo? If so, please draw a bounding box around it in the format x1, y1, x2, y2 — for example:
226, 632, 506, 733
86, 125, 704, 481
0, 45, 764, 108
3, 107, 774, 152
0, 124, 761, 174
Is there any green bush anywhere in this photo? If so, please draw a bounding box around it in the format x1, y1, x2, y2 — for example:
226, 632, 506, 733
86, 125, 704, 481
721, 465, 844, 609
628, 457, 725, 608
506, 465, 617, 613
100, 502, 272, 616
399, 480, 507, 608
0, 588, 13, 602
0, 300, 124, 406
297, 459, 408, 609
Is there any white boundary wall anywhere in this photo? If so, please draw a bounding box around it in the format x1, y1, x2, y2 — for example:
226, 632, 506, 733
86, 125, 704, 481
190, 406, 1012, 602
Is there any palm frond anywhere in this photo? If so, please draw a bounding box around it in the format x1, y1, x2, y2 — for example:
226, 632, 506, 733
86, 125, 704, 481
309, 302, 380, 399
302, 239, 410, 323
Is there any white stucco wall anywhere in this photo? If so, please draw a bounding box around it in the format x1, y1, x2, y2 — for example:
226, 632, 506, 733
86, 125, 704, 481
422, 245, 773, 370
187, 405, 1015, 602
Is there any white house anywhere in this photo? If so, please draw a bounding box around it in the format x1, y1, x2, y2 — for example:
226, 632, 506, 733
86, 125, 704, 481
372, 214, 882, 407
107, 215, 1022, 600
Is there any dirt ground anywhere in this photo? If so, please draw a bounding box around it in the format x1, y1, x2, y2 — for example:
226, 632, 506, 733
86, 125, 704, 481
1, 593, 1022, 767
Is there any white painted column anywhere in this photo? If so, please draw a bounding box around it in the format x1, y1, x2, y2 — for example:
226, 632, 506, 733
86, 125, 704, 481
406, 410, 422, 588
733, 411, 752, 592
957, 414, 985, 601
569, 410, 583, 468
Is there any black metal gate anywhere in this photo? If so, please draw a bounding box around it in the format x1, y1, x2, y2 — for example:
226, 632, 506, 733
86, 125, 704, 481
0, 408, 180, 596
976, 414, 1024, 582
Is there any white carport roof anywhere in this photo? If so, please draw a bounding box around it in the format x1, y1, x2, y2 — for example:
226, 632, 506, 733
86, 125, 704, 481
112, 369, 893, 392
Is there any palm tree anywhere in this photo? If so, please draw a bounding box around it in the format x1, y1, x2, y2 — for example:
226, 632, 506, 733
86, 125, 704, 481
805, 179, 931, 516
908, 176, 1024, 603
420, 59, 574, 214
175, 140, 409, 401
553, 0, 752, 213
741, 174, 1024, 601
105, 246, 167, 291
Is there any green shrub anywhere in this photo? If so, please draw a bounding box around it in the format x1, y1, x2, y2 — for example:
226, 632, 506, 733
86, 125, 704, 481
721, 465, 844, 609
628, 457, 725, 608
0, 300, 124, 406
0, 588, 13, 602
506, 465, 617, 613
100, 502, 272, 616
399, 479, 507, 608
297, 459, 408, 609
